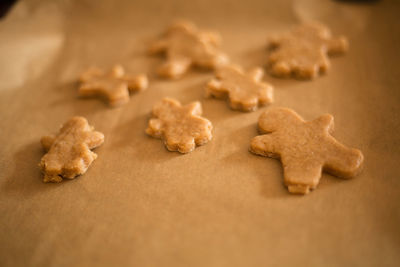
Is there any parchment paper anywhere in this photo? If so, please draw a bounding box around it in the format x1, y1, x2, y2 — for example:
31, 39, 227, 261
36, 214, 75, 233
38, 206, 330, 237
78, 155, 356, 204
1, 0, 399, 266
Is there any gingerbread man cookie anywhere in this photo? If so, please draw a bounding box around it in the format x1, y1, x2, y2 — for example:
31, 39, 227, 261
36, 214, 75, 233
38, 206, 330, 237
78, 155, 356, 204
149, 20, 228, 79
206, 64, 274, 112
250, 107, 363, 194
267, 22, 348, 79
40, 116, 104, 183
146, 97, 213, 153
79, 65, 148, 107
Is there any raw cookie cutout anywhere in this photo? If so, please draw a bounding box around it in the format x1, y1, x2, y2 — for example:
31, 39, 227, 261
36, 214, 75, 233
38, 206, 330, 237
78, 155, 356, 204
40, 116, 104, 183
250, 107, 363, 194
206, 64, 274, 112
267, 22, 348, 79
79, 65, 148, 107
149, 20, 228, 79
146, 98, 213, 153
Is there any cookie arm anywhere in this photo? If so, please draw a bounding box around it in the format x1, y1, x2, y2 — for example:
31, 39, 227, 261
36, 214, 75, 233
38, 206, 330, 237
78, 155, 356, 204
199, 31, 222, 46
247, 67, 264, 82
323, 138, 364, 178
85, 131, 105, 149
168, 20, 196, 33
326, 36, 348, 55
41, 135, 56, 151
205, 78, 226, 98
185, 101, 203, 116
206, 65, 237, 98
313, 114, 334, 134
267, 34, 283, 49
124, 74, 149, 92
146, 118, 164, 138
79, 67, 103, 83
110, 65, 125, 77
148, 39, 169, 54
78, 81, 100, 97
250, 134, 280, 158
269, 60, 292, 78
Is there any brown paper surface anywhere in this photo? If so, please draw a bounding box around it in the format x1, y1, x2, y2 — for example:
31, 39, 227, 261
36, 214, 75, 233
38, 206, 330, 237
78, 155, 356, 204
1, 0, 399, 266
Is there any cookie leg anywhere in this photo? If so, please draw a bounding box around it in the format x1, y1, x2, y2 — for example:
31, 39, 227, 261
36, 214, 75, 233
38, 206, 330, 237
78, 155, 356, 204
318, 54, 331, 74
177, 138, 196, 153
229, 92, 258, 112
293, 63, 319, 80
257, 83, 274, 105
282, 157, 323, 194
43, 174, 63, 183
164, 135, 195, 154
40, 158, 63, 183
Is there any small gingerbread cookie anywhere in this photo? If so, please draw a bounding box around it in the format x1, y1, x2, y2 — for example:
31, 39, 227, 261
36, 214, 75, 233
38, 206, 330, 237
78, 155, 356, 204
149, 19, 228, 79
146, 97, 212, 153
267, 22, 348, 79
79, 65, 148, 107
39, 116, 104, 183
206, 64, 274, 112
250, 107, 363, 194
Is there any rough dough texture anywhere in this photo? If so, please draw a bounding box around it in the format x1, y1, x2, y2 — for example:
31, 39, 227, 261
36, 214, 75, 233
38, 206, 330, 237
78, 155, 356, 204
146, 97, 213, 153
149, 20, 228, 79
206, 64, 274, 112
79, 65, 148, 107
267, 22, 348, 79
39, 117, 104, 183
250, 107, 363, 194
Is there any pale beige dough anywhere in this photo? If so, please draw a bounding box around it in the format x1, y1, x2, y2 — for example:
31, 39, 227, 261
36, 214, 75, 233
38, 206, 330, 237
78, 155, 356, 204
250, 107, 363, 194
206, 64, 274, 112
79, 65, 148, 107
40, 116, 104, 183
267, 22, 348, 79
149, 20, 228, 79
146, 97, 213, 153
